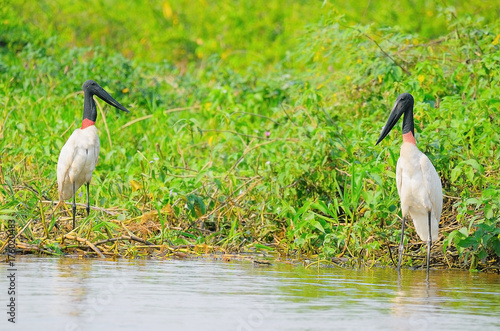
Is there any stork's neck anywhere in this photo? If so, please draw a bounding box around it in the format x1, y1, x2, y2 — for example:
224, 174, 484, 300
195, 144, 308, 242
402, 131, 416, 145
401, 106, 415, 144
82, 92, 97, 126
81, 118, 95, 129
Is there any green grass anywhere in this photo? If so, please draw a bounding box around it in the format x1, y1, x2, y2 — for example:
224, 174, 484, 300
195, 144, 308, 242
0, 0, 499, 270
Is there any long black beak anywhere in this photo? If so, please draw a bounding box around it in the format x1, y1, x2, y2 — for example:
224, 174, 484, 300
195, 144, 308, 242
375, 101, 403, 145
95, 86, 130, 113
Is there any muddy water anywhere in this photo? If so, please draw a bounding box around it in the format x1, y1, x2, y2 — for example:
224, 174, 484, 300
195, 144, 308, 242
1, 256, 499, 330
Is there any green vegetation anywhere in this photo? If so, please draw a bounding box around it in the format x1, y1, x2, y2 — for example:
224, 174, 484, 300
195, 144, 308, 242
1, 0, 499, 271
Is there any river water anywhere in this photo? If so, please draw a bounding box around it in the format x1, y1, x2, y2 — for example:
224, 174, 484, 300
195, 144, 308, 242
1, 256, 499, 330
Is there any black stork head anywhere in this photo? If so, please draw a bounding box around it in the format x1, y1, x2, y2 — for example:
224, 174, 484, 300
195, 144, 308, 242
82, 80, 129, 122
375, 93, 415, 145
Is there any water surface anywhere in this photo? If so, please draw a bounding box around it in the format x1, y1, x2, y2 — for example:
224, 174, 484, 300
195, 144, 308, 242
1, 256, 499, 330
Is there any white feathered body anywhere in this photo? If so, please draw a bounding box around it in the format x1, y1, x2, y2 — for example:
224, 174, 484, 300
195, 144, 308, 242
57, 126, 100, 200
396, 142, 442, 242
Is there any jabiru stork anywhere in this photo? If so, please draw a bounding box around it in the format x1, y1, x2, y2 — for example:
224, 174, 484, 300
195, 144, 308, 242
375, 93, 442, 273
57, 80, 129, 229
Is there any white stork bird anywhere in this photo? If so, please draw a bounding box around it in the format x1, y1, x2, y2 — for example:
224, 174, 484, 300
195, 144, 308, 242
375, 93, 442, 273
57, 80, 129, 229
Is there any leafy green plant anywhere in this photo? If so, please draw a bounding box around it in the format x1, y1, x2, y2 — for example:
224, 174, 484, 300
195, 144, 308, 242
0, 0, 498, 270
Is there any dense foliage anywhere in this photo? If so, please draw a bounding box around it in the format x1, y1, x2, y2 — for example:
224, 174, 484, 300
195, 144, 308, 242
1, 0, 499, 271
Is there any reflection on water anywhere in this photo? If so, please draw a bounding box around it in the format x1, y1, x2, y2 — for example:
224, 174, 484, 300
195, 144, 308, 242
1, 256, 499, 330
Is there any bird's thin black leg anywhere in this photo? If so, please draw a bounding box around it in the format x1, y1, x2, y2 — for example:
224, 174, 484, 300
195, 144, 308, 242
72, 181, 76, 230
427, 211, 432, 275
86, 183, 90, 216
398, 215, 406, 272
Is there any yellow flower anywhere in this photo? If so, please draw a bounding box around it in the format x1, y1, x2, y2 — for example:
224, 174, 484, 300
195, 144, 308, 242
418, 75, 425, 84
221, 50, 231, 60
162, 1, 173, 19
130, 180, 142, 192
492, 34, 500, 46
313, 51, 321, 62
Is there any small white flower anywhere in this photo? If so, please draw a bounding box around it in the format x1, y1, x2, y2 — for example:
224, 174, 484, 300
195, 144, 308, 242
266, 161, 271, 165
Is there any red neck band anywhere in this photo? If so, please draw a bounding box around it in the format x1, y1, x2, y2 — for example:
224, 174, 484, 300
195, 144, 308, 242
402, 131, 416, 145
81, 118, 95, 129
